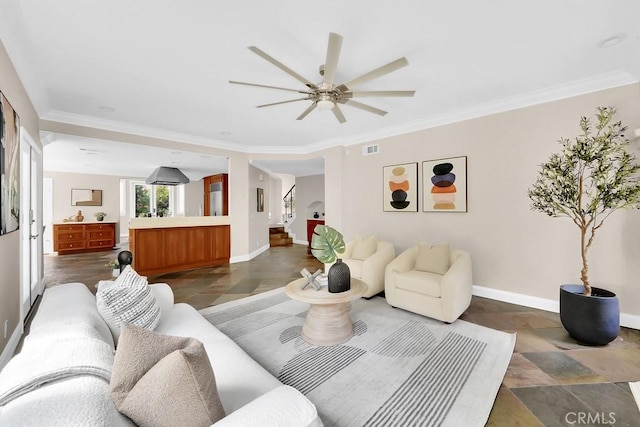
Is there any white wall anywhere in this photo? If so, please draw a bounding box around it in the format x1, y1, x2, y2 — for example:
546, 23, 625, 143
290, 174, 325, 244
268, 175, 282, 225
332, 84, 640, 317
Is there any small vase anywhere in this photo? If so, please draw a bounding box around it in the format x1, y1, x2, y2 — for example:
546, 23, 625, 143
313, 212, 319, 218
76, 210, 84, 222
97, 217, 104, 221
328, 259, 351, 293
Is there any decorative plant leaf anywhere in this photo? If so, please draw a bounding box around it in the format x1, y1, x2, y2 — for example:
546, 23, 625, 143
310, 225, 345, 264
527, 106, 640, 294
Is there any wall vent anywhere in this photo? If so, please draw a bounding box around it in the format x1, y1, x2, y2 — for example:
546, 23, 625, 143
362, 144, 380, 156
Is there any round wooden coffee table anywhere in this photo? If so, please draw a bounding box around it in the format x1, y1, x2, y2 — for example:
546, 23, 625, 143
285, 278, 367, 346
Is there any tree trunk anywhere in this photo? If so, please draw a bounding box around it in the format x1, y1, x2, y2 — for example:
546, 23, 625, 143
580, 226, 591, 296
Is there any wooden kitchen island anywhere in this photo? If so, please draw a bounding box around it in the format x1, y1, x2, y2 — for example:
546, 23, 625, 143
128, 217, 230, 277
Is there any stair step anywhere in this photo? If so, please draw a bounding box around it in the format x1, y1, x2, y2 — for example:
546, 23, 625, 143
269, 227, 286, 234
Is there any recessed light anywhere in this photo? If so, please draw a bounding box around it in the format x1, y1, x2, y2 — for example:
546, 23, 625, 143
171, 151, 182, 155
597, 33, 627, 48
98, 105, 115, 113
170, 161, 180, 165
220, 131, 232, 136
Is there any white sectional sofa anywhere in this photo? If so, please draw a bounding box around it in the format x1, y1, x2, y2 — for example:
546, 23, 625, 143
0, 282, 322, 426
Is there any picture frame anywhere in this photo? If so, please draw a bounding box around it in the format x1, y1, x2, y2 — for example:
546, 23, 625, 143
0, 91, 20, 235
257, 187, 264, 212
383, 162, 418, 212
71, 188, 102, 206
422, 156, 467, 212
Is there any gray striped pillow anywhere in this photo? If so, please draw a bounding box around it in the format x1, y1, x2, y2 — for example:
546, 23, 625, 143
97, 266, 161, 345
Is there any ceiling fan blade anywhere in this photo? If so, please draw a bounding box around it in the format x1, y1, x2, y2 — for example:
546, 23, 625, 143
332, 105, 347, 124
248, 46, 316, 88
296, 103, 317, 120
257, 97, 312, 108
229, 80, 310, 94
323, 32, 343, 86
350, 90, 415, 98
340, 57, 409, 89
343, 99, 388, 116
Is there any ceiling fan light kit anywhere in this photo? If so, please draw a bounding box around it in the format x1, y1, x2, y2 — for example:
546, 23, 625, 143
230, 32, 415, 123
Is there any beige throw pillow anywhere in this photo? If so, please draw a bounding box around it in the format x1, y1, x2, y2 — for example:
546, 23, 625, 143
351, 236, 377, 261
96, 266, 160, 344
414, 243, 450, 275
111, 325, 225, 427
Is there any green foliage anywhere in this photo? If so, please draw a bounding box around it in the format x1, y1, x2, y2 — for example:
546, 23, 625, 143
135, 185, 150, 217
155, 185, 170, 217
528, 106, 640, 293
94, 212, 106, 219
310, 225, 345, 264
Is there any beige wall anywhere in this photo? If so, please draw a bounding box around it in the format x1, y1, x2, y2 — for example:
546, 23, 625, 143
336, 84, 640, 317
44, 171, 121, 226
248, 165, 269, 253
184, 179, 204, 216
0, 40, 41, 356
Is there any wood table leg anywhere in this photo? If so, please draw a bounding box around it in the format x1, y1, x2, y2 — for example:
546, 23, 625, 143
301, 302, 353, 346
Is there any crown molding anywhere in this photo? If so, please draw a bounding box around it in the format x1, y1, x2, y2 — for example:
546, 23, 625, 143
340, 70, 639, 147
40, 70, 638, 155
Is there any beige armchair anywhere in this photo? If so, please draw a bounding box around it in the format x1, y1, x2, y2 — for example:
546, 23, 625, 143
384, 244, 472, 323
339, 237, 396, 298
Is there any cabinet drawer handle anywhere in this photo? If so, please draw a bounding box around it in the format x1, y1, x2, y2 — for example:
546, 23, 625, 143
69, 244, 73, 247
69, 234, 72, 238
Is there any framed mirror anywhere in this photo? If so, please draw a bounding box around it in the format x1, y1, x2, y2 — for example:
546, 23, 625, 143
71, 188, 102, 206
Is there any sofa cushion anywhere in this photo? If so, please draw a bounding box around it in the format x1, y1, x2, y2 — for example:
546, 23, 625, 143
395, 270, 442, 298
351, 236, 377, 261
342, 258, 363, 279
111, 325, 225, 427
414, 243, 450, 275
28, 282, 115, 347
96, 266, 160, 344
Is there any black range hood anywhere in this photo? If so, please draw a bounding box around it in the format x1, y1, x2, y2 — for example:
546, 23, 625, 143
146, 166, 190, 186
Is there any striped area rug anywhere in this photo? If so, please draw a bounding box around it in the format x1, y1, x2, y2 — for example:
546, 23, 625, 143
200, 288, 515, 427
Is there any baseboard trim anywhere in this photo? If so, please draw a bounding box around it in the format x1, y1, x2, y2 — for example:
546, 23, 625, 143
473, 285, 640, 330
230, 244, 270, 264
0, 323, 23, 371
293, 239, 307, 246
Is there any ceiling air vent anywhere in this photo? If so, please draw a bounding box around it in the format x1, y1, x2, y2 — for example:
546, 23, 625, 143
362, 144, 380, 156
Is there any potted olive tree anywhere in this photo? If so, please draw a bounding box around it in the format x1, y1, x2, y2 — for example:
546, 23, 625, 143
310, 224, 351, 293
528, 106, 640, 345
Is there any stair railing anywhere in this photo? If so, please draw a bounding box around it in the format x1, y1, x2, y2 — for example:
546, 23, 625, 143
283, 185, 295, 223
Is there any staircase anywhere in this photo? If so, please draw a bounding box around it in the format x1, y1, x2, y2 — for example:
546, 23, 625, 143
269, 226, 293, 247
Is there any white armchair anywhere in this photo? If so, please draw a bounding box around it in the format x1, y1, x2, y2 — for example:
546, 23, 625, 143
339, 237, 396, 298
384, 244, 472, 323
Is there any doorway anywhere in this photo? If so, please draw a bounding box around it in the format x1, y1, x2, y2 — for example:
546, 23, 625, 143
19, 129, 43, 319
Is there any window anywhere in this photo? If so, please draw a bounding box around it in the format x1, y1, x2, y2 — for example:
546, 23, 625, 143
130, 181, 174, 218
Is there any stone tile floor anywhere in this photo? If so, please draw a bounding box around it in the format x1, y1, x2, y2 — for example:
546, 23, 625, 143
43, 244, 640, 426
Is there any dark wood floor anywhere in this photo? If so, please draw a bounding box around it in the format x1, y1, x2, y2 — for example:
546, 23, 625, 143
44, 244, 640, 426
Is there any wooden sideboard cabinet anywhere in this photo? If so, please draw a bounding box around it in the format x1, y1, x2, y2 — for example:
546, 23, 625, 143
53, 222, 116, 255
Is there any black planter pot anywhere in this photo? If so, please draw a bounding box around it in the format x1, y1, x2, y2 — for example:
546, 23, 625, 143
559, 284, 619, 346
328, 259, 351, 293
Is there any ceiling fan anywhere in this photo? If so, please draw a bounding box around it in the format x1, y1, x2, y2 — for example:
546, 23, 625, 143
230, 32, 415, 124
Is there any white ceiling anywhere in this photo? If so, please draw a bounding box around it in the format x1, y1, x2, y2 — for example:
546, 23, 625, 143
1, 0, 639, 177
